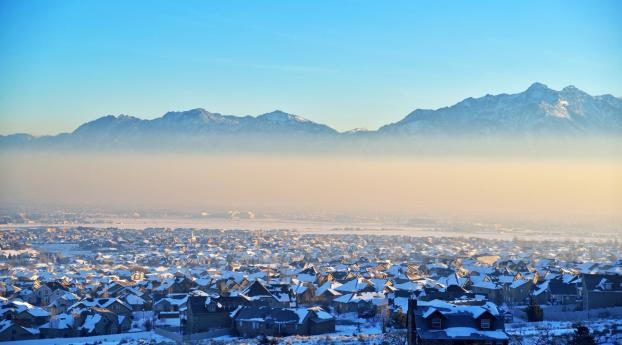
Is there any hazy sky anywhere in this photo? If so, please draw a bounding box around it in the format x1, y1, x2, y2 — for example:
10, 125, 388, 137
1, 153, 620, 223
1, 0, 621, 134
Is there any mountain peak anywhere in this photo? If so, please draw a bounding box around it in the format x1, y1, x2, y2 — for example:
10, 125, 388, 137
257, 110, 309, 123
163, 108, 208, 117
526, 82, 549, 92
160, 108, 228, 124
72, 114, 141, 134
379, 82, 622, 136
561, 85, 588, 96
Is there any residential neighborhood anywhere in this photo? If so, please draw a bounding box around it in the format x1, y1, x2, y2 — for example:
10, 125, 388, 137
0, 225, 621, 344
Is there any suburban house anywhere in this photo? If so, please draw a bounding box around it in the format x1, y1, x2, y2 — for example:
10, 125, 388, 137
242, 280, 292, 307
183, 291, 233, 334
334, 292, 386, 316
0, 300, 50, 328
153, 293, 188, 313
153, 276, 196, 298
407, 299, 509, 345
33, 281, 70, 306
470, 281, 503, 305
39, 313, 75, 338
0, 319, 39, 341
75, 307, 131, 336
548, 275, 581, 308
582, 273, 622, 310
48, 291, 80, 315
69, 298, 132, 317
502, 279, 532, 306
232, 306, 335, 338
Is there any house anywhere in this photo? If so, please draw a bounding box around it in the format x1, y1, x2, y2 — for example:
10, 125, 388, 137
153, 276, 196, 298
266, 283, 296, 307
48, 291, 80, 315
292, 284, 315, 305
335, 278, 375, 294
548, 276, 580, 308
70, 297, 132, 317
334, 292, 386, 316
470, 281, 503, 305
33, 281, 69, 306
503, 279, 532, 306
232, 306, 335, 338
1, 300, 50, 327
428, 284, 474, 301
407, 299, 509, 345
14, 304, 51, 327
0, 319, 39, 341
582, 273, 622, 310
296, 266, 320, 284
183, 292, 233, 333
241, 280, 286, 307
331, 270, 355, 283
531, 280, 551, 305
39, 313, 75, 338
76, 307, 131, 336
122, 293, 148, 311
153, 293, 188, 313
314, 281, 342, 306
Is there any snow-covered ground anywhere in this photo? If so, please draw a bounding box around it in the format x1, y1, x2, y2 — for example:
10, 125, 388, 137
506, 319, 622, 345
3, 320, 622, 345
2, 216, 616, 242
0, 331, 172, 345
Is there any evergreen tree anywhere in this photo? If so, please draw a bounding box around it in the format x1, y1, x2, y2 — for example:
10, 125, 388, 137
525, 297, 544, 322
568, 325, 597, 345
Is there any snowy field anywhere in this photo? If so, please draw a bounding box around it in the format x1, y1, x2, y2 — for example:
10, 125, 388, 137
3, 321, 622, 345
1, 216, 616, 242
0, 327, 401, 345
506, 319, 622, 345
0, 331, 171, 345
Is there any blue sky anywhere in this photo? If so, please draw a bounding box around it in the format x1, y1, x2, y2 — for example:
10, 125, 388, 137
1, 0, 621, 134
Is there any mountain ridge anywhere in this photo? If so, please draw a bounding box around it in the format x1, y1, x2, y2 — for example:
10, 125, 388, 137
2, 83, 621, 150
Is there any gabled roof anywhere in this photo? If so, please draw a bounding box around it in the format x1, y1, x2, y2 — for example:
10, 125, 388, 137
298, 265, 319, 275
70, 297, 130, 312
315, 281, 342, 297
583, 273, 622, 292
416, 299, 500, 319
413, 299, 507, 341
233, 306, 334, 325
242, 280, 274, 298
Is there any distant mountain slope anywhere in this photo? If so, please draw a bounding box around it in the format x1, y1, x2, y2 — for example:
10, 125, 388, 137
72, 108, 337, 139
1, 83, 620, 150
378, 83, 622, 136
1, 108, 338, 149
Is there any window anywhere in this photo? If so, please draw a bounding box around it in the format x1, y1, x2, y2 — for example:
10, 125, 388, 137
431, 317, 442, 329
481, 318, 491, 329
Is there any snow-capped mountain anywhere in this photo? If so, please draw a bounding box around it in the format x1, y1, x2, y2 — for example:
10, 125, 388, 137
50, 108, 337, 148
378, 83, 622, 136
72, 108, 337, 138
1, 83, 620, 150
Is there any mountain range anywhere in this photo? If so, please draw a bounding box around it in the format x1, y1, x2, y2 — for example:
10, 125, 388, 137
2, 83, 620, 150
